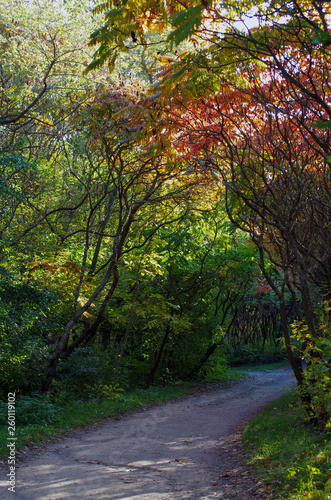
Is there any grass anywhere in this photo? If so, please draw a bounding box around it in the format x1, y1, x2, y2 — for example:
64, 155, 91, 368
243, 390, 331, 499
190, 364, 250, 384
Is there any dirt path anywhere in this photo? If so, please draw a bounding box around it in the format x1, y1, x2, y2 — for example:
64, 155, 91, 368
0, 367, 295, 500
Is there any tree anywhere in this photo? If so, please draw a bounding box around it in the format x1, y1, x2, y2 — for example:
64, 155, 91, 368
0, 0, 101, 136
141, 210, 255, 386
87, 0, 331, 421
32, 81, 215, 391
0, 0, 107, 260
104, 208, 259, 387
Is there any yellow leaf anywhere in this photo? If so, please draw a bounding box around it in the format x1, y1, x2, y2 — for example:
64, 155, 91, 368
82, 311, 93, 318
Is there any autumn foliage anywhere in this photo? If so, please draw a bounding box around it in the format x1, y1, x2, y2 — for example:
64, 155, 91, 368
1, 0, 331, 426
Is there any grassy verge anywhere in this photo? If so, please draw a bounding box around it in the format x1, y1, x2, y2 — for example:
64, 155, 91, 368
243, 390, 331, 499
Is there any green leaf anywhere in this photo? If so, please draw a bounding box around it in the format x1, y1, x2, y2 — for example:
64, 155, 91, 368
312, 120, 331, 130
168, 5, 203, 47
312, 28, 331, 47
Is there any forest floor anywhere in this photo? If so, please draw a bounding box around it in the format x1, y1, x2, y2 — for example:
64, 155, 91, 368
0, 367, 295, 500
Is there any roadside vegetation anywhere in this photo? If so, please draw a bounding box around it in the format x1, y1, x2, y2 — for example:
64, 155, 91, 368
244, 391, 331, 500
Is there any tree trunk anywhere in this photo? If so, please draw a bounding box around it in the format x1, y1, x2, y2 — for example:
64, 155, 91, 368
145, 316, 172, 389
41, 264, 119, 393
113, 280, 140, 380
64, 266, 120, 358
89, 189, 116, 274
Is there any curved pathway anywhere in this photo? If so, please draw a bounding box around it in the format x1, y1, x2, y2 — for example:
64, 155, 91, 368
0, 367, 295, 500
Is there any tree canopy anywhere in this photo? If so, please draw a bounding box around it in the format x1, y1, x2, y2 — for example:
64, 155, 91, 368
0, 0, 331, 427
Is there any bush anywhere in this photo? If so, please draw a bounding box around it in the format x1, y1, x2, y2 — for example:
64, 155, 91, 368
0, 338, 54, 397
54, 343, 124, 397
291, 301, 331, 428
0, 394, 62, 426
0, 271, 62, 396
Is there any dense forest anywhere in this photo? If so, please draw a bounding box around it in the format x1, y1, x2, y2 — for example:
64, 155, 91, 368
0, 0, 330, 429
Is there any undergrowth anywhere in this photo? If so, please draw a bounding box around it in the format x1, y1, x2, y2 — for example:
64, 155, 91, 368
243, 391, 331, 499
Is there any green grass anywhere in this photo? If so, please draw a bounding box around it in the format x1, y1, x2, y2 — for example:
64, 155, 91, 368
243, 391, 331, 499
0, 386, 187, 460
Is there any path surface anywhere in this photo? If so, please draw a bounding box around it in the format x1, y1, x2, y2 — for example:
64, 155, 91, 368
0, 367, 295, 500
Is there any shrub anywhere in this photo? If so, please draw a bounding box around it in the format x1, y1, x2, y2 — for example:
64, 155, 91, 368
0, 394, 62, 426
291, 301, 331, 428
